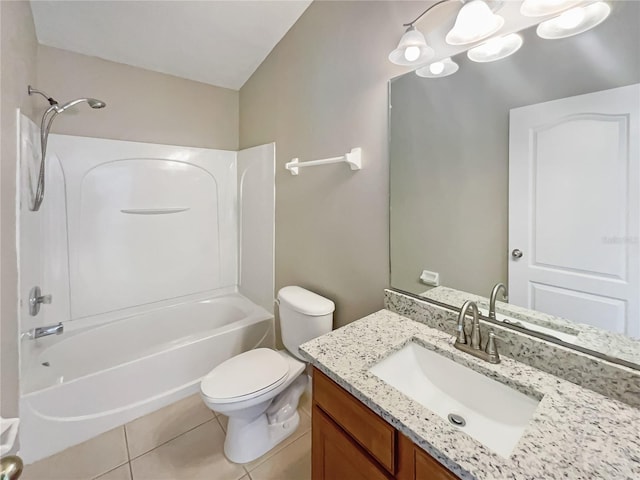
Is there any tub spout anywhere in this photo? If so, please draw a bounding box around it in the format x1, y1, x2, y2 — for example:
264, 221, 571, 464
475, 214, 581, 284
33, 323, 64, 339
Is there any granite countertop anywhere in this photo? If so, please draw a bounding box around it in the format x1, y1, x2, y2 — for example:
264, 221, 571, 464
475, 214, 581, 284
299, 310, 640, 480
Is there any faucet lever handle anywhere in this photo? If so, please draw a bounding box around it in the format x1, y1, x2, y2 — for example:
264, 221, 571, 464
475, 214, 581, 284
485, 332, 501, 363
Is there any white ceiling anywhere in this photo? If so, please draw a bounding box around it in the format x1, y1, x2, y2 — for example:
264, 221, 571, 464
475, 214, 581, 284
30, 0, 312, 90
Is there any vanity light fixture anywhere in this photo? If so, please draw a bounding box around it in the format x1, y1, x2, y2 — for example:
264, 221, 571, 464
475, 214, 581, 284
520, 0, 583, 17
388, 26, 434, 66
467, 33, 523, 63
416, 57, 460, 78
445, 0, 505, 45
389, 0, 505, 68
537, 2, 611, 39
391, 0, 612, 79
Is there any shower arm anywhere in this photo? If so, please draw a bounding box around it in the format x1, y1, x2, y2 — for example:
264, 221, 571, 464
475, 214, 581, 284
28, 85, 58, 107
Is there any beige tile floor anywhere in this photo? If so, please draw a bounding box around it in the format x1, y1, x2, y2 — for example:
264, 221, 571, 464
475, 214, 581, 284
22, 388, 313, 480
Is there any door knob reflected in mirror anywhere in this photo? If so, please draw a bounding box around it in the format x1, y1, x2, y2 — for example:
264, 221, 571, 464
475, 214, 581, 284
512, 249, 523, 259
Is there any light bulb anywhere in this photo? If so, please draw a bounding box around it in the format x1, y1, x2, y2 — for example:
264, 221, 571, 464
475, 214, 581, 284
416, 58, 459, 78
429, 62, 445, 75
483, 37, 503, 56
557, 7, 586, 29
404, 46, 421, 62
446, 0, 504, 45
459, 2, 492, 35
536, 2, 611, 39
520, 0, 582, 17
467, 34, 523, 63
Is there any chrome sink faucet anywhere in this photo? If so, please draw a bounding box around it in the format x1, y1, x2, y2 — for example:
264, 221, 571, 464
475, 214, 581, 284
489, 283, 508, 320
454, 300, 500, 364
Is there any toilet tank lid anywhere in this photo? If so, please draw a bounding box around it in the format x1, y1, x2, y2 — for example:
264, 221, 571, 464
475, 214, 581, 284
278, 286, 335, 316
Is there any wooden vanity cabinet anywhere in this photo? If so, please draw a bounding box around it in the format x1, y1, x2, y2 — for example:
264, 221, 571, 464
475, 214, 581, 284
311, 368, 459, 480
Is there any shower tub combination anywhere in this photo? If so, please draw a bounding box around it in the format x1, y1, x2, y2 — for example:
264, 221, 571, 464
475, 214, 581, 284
18, 114, 276, 463
20, 293, 274, 463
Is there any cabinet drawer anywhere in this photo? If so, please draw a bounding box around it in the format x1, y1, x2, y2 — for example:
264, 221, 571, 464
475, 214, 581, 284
313, 368, 396, 473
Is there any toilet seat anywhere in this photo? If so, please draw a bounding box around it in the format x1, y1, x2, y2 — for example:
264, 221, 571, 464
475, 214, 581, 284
201, 348, 289, 404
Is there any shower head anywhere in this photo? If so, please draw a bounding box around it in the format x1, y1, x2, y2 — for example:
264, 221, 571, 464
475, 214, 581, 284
55, 97, 106, 113
88, 99, 106, 109
27, 85, 107, 211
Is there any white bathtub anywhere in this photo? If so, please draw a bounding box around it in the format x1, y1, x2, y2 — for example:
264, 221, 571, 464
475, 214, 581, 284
19, 293, 274, 463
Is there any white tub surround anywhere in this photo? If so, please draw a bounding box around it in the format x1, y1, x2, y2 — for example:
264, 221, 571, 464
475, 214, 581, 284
17, 115, 276, 463
300, 310, 640, 480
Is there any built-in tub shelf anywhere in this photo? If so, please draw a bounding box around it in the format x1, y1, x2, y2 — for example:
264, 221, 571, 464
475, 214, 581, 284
120, 208, 190, 215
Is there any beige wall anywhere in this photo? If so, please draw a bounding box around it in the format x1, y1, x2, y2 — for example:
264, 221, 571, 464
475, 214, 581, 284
0, 0, 39, 419
240, 1, 414, 328
37, 45, 239, 150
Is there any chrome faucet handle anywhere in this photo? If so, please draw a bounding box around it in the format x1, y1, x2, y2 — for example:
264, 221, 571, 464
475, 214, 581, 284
28, 286, 52, 316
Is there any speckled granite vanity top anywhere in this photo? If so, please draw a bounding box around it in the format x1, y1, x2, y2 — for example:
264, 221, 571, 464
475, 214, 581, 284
299, 310, 640, 480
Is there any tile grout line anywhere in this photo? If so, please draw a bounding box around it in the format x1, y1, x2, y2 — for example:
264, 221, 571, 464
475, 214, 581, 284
91, 463, 130, 480
89, 427, 131, 480
128, 417, 217, 461
123, 426, 135, 480
215, 415, 227, 433
246, 430, 312, 479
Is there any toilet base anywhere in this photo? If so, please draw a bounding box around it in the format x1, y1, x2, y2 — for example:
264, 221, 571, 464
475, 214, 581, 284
225, 410, 301, 463
222, 374, 308, 464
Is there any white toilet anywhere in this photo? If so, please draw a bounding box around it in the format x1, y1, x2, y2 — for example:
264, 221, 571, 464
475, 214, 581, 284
200, 286, 334, 463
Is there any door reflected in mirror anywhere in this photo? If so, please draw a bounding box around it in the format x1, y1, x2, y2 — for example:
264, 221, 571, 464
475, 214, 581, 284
389, 1, 640, 368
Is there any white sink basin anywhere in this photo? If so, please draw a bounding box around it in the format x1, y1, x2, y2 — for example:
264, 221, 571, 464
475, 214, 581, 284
369, 342, 540, 458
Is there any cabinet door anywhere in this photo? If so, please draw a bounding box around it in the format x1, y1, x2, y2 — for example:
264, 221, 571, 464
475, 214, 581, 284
397, 434, 459, 480
312, 406, 392, 480
313, 368, 396, 472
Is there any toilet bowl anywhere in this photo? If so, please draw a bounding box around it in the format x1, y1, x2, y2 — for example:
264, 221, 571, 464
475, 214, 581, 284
200, 286, 334, 463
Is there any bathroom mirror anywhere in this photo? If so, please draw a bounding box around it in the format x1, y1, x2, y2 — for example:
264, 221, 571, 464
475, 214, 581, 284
389, 1, 640, 369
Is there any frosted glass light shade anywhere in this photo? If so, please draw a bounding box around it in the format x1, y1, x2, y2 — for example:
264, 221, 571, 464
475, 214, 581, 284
520, 0, 583, 17
389, 27, 435, 66
537, 2, 611, 39
467, 34, 523, 63
445, 0, 504, 45
416, 58, 459, 78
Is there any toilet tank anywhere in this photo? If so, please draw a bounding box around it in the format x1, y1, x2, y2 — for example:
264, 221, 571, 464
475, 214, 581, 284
278, 286, 334, 360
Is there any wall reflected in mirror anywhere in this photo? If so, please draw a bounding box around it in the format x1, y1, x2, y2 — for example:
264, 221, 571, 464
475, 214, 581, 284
389, 1, 640, 368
